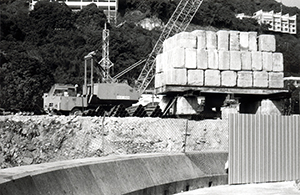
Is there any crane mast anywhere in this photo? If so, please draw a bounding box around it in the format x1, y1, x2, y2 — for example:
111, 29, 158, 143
135, 0, 204, 94
98, 23, 114, 83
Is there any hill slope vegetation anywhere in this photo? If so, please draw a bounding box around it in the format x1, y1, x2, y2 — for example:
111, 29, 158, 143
0, 0, 299, 112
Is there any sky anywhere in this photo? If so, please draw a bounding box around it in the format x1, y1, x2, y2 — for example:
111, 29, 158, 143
275, 0, 300, 8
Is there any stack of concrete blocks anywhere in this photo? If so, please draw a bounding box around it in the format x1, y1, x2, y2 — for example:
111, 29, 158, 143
155, 30, 284, 90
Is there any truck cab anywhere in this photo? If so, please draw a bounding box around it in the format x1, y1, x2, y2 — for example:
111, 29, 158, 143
43, 84, 87, 114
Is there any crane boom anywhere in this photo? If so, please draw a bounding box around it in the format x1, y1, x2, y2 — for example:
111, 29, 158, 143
135, 0, 204, 94
112, 59, 146, 80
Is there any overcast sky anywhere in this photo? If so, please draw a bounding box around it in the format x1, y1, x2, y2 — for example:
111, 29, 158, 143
275, 0, 300, 8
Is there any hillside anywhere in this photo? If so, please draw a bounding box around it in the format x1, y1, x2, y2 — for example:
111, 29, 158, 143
0, 0, 300, 112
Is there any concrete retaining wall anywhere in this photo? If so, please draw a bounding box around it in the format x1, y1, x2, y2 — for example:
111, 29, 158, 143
0, 152, 228, 195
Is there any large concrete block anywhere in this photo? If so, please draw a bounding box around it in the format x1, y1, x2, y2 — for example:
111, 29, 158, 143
259, 34, 276, 52
248, 32, 257, 51
237, 71, 253, 87
253, 71, 268, 88
272, 52, 284, 72
205, 70, 220, 86
163, 36, 174, 53
165, 69, 187, 85
229, 31, 240, 51
156, 53, 163, 73
191, 30, 206, 49
218, 51, 230, 70
251, 51, 263, 70
187, 69, 204, 85
239, 32, 249, 51
169, 48, 185, 68
268, 72, 284, 88
206, 31, 217, 49
163, 50, 173, 72
207, 49, 219, 69
155, 72, 165, 88
262, 52, 273, 71
221, 71, 237, 87
230, 51, 241, 70
241, 51, 252, 70
176, 96, 198, 115
196, 49, 208, 69
185, 48, 197, 69
173, 32, 197, 49
217, 30, 229, 51
257, 99, 282, 115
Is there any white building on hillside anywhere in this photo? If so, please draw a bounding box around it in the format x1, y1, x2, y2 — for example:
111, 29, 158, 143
29, 0, 118, 24
253, 10, 297, 34
236, 10, 297, 34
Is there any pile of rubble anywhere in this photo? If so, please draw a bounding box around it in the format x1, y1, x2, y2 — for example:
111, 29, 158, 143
0, 115, 228, 169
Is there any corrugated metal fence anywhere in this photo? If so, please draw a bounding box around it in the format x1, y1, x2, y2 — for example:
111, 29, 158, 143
228, 114, 300, 184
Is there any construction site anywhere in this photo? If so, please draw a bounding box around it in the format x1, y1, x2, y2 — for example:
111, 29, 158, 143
0, 0, 299, 194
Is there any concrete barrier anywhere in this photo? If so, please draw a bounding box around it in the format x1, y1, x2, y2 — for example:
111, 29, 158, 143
0, 152, 228, 195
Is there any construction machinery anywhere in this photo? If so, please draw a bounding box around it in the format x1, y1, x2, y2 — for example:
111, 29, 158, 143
43, 24, 140, 116
43, 0, 205, 117
44, 0, 289, 118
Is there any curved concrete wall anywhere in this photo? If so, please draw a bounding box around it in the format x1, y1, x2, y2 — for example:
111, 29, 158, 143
0, 152, 228, 195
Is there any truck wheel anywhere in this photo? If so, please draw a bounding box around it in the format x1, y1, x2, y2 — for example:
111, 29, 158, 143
70, 108, 83, 116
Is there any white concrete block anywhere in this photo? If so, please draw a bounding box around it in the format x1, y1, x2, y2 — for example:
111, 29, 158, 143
251, 51, 263, 71
253, 71, 268, 88
221, 71, 237, 87
170, 48, 185, 68
268, 72, 284, 88
196, 49, 208, 69
173, 32, 197, 49
191, 30, 206, 49
218, 51, 230, 70
165, 69, 187, 85
185, 48, 197, 69
230, 51, 241, 70
155, 72, 165, 88
248, 32, 257, 51
217, 30, 229, 51
163, 50, 173, 72
272, 52, 284, 72
205, 70, 220, 86
239, 32, 249, 51
257, 99, 282, 115
207, 49, 219, 69
237, 71, 253, 87
229, 31, 240, 51
241, 51, 252, 70
176, 96, 198, 115
259, 34, 276, 52
262, 52, 273, 71
156, 53, 163, 73
187, 69, 204, 85
163, 36, 174, 53
206, 31, 217, 49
